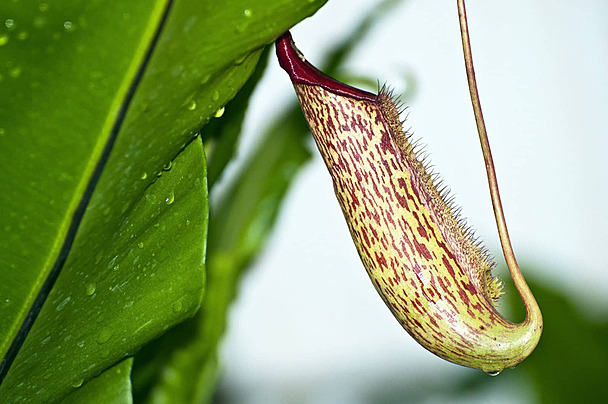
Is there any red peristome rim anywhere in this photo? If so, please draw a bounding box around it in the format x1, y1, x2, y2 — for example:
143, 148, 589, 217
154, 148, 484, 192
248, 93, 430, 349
276, 31, 377, 102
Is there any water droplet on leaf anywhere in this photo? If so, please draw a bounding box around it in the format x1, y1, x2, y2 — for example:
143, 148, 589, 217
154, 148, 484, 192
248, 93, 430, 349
5, 19, 15, 29
85, 283, 96, 296
234, 53, 248, 65
187, 100, 197, 110
107, 255, 118, 269
96, 329, 112, 344
56, 296, 71, 311
172, 300, 183, 312
165, 192, 175, 204
214, 106, 225, 118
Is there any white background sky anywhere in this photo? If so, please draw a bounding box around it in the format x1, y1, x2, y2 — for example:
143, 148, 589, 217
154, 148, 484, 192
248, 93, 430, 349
215, 1, 608, 402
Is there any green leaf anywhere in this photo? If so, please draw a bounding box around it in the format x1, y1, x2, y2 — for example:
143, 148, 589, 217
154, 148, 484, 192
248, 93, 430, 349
60, 358, 134, 404
1, 0, 327, 401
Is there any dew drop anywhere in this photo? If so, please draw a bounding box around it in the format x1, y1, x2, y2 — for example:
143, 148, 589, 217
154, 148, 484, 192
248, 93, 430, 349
140, 172, 148, 180
56, 296, 71, 311
107, 255, 118, 269
214, 106, 225, 118
63, 21, 73, 31
85, 283, 96, 296
165, 192, 175, 205
5, 19, 14, 29
72, 379, 83, 388
243, 9, 253, 18
96, 329, 112, 344
234, 53, 248, 65
200, 73, 211, 84
484, 370, 501, 376
172, 300, 183, 313
187, 99, 197, 110
0, 34, 9, 46
76, 340, 85, 348
162, 161, 173, 171
211, 91, 219, 101
138, 242, 144, 249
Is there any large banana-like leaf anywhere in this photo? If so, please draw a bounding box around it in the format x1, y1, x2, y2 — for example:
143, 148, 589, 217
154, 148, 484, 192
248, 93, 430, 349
0, 0, 327, 402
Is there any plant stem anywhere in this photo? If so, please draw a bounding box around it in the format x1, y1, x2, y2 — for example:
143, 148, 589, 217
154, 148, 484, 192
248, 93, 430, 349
456, 0, 541, 327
